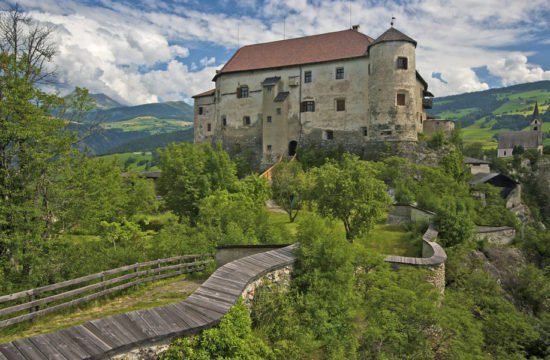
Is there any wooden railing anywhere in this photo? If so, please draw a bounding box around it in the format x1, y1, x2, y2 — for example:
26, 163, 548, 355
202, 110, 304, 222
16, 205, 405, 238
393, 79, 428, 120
0, 253, 213, 329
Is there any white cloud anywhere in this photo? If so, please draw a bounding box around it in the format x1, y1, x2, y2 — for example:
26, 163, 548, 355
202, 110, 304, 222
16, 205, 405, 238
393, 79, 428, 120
429, 68, 489, 97
487, 54, 550, 86
4, 0, 549, 103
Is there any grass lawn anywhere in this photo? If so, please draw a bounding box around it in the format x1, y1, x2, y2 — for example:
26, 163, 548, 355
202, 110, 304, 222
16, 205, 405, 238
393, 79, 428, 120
359, 224, 421, 257
267, 210, 421, 257
0, 273, 208, 344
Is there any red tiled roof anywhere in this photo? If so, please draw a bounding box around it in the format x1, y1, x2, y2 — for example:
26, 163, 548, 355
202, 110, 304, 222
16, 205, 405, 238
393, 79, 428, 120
215, 29, 374, 79
192, 89, 215, 98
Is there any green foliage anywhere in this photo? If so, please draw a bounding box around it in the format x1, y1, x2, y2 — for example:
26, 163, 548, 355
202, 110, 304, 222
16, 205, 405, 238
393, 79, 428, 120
271, 161, 307, 222
296, 144, 345, 170
427, 130, 446, 149
441, 148, 467, 182
157, 143, 237, 222
161, 298, 273, 360
473, 184, 518, 227
254, 215, 358, 359
198, 190, 267, 246
434, 199, 475, 247
308, 154, 391, 241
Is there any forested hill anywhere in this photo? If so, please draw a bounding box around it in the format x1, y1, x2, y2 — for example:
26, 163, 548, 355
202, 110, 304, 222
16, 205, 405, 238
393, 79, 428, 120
84, 97, 194, 123
429, 81, 550, 133
71, 94, 195, 155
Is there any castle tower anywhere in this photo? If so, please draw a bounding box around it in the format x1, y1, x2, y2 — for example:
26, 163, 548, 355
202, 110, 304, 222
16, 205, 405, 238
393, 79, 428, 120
367, 27, 419, 142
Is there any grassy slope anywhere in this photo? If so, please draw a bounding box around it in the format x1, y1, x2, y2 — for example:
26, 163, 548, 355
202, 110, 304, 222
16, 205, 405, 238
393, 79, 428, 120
430, 81, 550, 146
102, 117, 193, 133
0, 274, 207, 343
267, 211, 421, 257
98, 152, 158, 171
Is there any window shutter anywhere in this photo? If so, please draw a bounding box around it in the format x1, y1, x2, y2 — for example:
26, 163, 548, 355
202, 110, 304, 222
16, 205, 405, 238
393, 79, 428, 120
312, 102, 315, 112
237, 87, 241, 98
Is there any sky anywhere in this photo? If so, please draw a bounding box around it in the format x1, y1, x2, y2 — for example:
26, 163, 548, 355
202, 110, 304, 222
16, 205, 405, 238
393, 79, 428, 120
1, 0, 549, 105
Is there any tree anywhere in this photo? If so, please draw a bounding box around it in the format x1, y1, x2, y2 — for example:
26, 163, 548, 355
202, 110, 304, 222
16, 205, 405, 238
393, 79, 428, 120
271, 160, 307, 222
309, 154, 391, 241
0, 7, 78, 285
0, 6, 56, 85
161, 298, 273, 360
157, 143, 237, 222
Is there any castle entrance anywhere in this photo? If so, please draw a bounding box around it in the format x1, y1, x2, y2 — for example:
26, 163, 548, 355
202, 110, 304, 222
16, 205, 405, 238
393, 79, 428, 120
288, 141, 297, 156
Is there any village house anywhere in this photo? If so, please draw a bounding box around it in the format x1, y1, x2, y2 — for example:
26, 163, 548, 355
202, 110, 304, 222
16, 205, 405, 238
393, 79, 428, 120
193, 25, 437, 167
497, 103, 543, 157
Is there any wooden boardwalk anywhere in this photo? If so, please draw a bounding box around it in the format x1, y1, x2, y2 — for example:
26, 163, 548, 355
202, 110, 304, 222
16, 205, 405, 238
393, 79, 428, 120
0, 245, 297, 359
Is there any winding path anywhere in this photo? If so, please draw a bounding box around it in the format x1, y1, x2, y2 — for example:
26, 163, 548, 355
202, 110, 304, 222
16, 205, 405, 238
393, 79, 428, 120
0, 245, 297, 360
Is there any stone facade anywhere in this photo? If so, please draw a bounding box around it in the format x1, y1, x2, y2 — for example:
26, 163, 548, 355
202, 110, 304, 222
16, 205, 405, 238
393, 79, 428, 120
422, 119, 455, 136
193, 27, 433, 168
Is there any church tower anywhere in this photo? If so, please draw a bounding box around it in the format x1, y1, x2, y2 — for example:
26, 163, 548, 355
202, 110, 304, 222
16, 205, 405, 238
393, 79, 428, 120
530, 102, 543, 145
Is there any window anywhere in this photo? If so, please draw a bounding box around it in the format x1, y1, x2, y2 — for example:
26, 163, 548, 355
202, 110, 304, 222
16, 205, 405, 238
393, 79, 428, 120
207, 123, 211, 132
222, 116, 227, 127
362, 127, 368, 137
336, 99, 346, 112
397, 93, 406, 106
323, 130, 334, 140
304, 71, 312, 83
335, 67, 344, 80
276, 108, 281, 115
301, 101, 315, 112
267, 116, 272, 123
237, 85, 249, 98
267, 145, 272, 151
381, 130, 392, 136
397, 57, 408, 70
198, 107, 204, 115
243, 116, 251, 126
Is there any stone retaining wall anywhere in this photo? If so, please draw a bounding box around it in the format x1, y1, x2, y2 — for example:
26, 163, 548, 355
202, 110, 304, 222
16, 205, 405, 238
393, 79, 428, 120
476, 226, 516, 245
384, 224, 447, 293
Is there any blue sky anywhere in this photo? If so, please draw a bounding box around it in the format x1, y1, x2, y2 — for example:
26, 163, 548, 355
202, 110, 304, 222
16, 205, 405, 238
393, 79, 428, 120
1, 0, 549, 105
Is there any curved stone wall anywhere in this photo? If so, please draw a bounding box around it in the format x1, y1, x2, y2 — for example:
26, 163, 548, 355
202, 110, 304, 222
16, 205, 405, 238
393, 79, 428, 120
384, 224, 447, 293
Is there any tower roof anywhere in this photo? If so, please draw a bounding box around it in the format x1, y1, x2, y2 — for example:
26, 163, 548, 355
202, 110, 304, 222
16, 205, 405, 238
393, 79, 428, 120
369, 27, 417, 48
533, 101, 540, 120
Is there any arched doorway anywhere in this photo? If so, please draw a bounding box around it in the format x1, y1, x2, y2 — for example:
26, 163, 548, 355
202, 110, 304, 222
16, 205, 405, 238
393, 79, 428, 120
288, 141, 298, 156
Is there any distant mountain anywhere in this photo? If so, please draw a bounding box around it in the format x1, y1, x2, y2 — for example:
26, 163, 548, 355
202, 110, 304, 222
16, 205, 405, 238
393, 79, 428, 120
107, 128, 194, 154
429, 81, 550, 146
86, 100, 194, 123
89, 93, 123, 110
72, 96, 195, 155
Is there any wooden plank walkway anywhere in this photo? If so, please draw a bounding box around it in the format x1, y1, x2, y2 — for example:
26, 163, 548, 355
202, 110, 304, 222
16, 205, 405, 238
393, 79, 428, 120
0, 245, 297, 359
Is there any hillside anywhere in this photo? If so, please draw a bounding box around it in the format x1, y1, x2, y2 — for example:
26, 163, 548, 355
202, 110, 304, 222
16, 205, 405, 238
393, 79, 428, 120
72, 94, 195, 155
429, 81, 550, 147
89, 93, 123, 110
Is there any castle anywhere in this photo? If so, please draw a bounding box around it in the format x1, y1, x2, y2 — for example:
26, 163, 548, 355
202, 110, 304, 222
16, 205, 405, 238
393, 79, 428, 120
193, 26, 436, 166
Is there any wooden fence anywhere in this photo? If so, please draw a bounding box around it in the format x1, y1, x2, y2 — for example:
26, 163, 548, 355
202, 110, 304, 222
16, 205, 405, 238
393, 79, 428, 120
0, 253, 213, 329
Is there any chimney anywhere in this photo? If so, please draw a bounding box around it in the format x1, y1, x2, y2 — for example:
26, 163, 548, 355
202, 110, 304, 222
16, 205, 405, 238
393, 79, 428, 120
352, 24, 360, 31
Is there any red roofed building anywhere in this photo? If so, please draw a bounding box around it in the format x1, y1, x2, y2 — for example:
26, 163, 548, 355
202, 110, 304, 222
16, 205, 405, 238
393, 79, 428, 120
193, 26, 434, 168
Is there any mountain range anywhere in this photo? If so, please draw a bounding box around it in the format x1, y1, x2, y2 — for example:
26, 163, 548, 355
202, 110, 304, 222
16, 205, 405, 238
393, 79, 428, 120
74, 94, 194, 155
